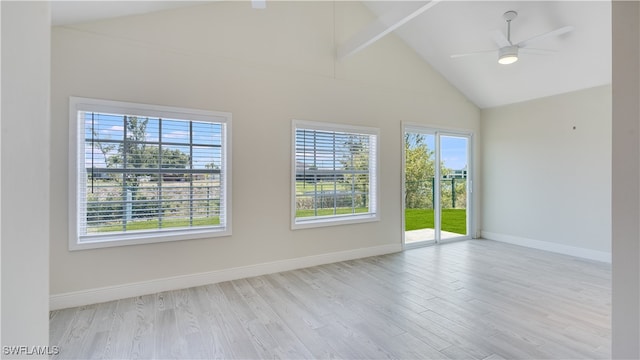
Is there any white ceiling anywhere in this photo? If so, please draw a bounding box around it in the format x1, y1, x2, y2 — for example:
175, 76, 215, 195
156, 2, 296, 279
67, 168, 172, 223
362, 1, 612, 108
51, 0, 612, 109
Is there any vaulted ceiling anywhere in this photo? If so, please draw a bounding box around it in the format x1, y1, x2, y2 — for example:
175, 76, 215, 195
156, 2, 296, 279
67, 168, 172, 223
361, 1, 611, 108
51, 0, 611, 109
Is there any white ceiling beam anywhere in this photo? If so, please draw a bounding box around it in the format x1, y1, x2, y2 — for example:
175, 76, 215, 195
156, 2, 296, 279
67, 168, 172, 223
337, 0, 443, 60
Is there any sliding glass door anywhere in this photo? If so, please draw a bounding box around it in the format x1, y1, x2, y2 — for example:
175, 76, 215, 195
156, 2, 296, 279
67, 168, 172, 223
439, 134, 469, 241
404, 131, 437, 243
403, 126, 471, 246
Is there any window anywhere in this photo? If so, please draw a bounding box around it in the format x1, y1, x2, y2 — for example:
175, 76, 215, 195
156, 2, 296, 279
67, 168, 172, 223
292, 120, 379, 229
69, 97, 231, 250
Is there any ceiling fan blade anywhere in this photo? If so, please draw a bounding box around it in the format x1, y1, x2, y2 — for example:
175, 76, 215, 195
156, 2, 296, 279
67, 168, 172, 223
491, 30, 511, 48
520, 48, 557, 55
518, 25, 574, 48
450, 49, 496, 59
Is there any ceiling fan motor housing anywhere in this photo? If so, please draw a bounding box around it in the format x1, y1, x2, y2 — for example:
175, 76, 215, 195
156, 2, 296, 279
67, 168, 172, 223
498, 45, 519, 64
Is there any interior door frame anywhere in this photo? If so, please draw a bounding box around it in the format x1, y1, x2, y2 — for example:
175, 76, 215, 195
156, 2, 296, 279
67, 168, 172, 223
402, 122, 474, 249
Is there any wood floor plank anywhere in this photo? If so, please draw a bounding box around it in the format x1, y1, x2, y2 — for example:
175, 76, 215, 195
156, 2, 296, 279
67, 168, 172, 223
200, 283, 262, 359
355, 321, 447, 359
482, 330, 554, 359
173, 288, 208, 359
103, 298, 138, 360
316, 314, 394, 359
230, 278, 315, 359
216, 281, 280, 358
293, 267, 388, 331
78, 300, 118, 359
305, 264, 456, 352
258, 274, 327, 330
441, 344, 484, 360
415, 310, 494, 359
158, 307, 193, 359
244, 276, 341, 358
301, 265, 411, 339
129, 294, 155, 359
483, 353, 508, 360
187, 286, 236, 359
53, 305, 98, 359
49, 308, 75, 354
50, 240, 612, 359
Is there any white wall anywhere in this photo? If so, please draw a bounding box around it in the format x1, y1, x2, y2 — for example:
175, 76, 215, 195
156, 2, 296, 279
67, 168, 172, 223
480, 85, 612, 261
49, 2, 480, 303
1, 1, 50, 356
611, 1, 640, 358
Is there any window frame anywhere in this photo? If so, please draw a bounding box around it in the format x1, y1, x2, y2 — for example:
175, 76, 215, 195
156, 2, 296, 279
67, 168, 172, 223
291, 119, 380, 230
69, 97, 232, 250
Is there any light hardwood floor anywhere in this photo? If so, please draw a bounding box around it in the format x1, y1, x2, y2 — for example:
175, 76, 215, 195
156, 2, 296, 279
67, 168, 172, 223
49, 240, 611, 359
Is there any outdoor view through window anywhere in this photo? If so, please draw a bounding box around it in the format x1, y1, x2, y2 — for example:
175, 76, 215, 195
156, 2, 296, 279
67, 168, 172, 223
404, 130, 469, 244
293, 121, 378, 228
71, 98, 230, 248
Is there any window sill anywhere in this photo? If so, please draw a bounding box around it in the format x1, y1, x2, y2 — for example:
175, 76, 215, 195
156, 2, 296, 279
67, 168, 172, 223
70, 226, 231, 250
292, 213, 379, 230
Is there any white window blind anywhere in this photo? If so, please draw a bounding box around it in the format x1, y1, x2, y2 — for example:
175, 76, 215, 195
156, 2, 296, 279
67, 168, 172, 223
70, 98, 231, 249
293, 120, 379, 228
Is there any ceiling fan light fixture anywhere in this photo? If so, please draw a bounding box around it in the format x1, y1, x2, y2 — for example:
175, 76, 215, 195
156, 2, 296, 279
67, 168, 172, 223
498, 45, 519, 65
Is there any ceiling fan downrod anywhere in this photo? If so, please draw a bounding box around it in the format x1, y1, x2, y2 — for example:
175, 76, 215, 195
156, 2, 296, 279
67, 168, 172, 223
504, 10, 518, 45
498, 10, 519, 64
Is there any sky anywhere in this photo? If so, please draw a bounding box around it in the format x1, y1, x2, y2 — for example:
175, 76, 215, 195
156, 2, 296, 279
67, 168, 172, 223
440, 135, 468, 171
83, 112, 222, 169
85, 113, 467, 172
411, 133, 468, 171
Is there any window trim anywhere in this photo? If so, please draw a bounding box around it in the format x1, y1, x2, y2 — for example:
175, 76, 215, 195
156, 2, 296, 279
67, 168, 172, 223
291, 119, 380, 230
68, 97, 232, 250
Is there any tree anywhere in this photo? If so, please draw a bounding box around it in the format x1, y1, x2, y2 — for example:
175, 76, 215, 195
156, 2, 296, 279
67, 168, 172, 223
150, 147, 190, 169
404, 133, 435, 209
205, 161, 220, 180
107, 116, 190, 172
205, 162, 219, 170
107, 116, 148, 172
92, 129, 115, 169
404, 133, 458, 209
104, 116, 191, 218
341, 135, 370, 208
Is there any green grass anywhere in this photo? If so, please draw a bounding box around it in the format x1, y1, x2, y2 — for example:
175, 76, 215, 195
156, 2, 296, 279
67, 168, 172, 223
93, 216, 220, 233
405, 208, 466, 235
296, 207, 368, 217
93, 206, 464, 235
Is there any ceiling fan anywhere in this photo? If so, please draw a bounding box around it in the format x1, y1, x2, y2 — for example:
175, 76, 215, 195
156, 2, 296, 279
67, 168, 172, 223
451, 10, 574, 65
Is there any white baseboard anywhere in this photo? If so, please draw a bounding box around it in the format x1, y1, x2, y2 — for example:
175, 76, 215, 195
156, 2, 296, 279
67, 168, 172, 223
481, 231, 611, 263
50, 243, 402, 311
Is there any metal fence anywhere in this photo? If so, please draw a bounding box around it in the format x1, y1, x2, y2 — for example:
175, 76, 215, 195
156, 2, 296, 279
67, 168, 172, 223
405, 178, 467, 209
86, 178, 221, 232
296, 182, 369, 216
